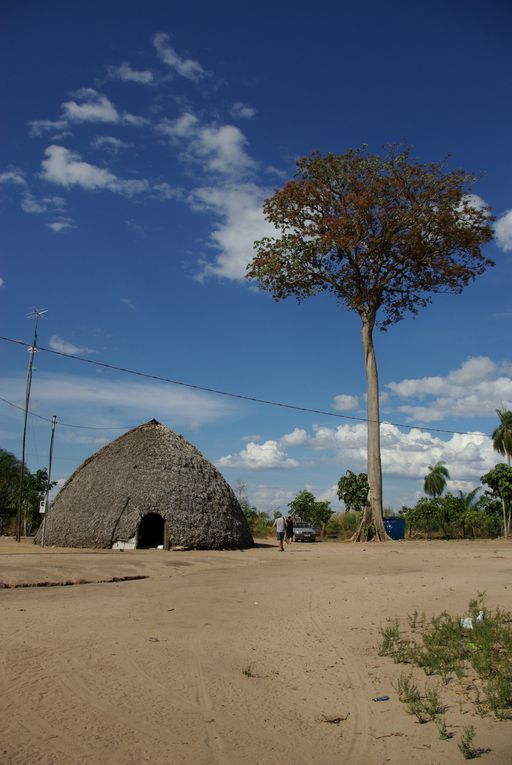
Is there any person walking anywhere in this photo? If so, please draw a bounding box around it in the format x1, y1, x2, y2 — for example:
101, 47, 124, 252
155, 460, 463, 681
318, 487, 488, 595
285, 514, 294, 544
272, 513, 286, 551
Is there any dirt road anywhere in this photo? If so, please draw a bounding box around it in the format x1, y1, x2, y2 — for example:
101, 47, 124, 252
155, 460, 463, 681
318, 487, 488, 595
1, 537, 511, 764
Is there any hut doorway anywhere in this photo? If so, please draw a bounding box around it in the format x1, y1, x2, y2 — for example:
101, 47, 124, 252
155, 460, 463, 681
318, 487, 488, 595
137, 513, 166, 549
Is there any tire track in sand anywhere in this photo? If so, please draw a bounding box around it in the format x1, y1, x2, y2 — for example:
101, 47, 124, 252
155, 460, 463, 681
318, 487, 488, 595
306, 585, 375, 764
189, 633, 230, 765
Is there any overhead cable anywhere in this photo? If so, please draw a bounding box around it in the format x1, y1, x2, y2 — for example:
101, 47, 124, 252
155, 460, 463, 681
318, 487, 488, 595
0, 334, 489, 438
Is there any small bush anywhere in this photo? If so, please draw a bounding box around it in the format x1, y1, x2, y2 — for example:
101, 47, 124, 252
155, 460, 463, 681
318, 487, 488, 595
458, 726, 478, 759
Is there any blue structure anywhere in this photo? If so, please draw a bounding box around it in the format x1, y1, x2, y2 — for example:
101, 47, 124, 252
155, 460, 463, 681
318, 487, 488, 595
383, 517, 405, 540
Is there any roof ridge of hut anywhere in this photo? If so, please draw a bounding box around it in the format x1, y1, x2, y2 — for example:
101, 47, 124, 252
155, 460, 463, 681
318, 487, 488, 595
54, 419, 183, 501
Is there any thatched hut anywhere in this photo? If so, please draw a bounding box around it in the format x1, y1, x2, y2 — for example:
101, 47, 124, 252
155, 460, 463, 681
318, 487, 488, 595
41, 420, 253, 550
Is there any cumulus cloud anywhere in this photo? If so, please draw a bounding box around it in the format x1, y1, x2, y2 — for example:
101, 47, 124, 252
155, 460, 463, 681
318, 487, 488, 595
495, 209, 512, 252
217, 440, 300, 470
0, 169, 27, 186
308, 420, 494, 482
62, 88, 119, 124
192, 183, 276, 280
191, 124, 256, 177
41, 145, 150, 196
153, 32, 206, 81
156, 112, 198, 142
230, 102, 257, 119
30, 90, 147, 137
157, 112, 255, 179
332, 394, 359, 411
279, 428, 309, 446
386, 356, 512, 422
107, 62, 154, 84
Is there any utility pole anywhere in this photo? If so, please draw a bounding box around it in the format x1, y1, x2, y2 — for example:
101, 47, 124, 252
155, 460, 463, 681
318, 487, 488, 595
15, 308, 47, 542
40, 415, 57, 548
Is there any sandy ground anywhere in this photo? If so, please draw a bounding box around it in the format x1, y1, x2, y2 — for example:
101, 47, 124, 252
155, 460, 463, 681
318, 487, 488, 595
1, 537, 511, 765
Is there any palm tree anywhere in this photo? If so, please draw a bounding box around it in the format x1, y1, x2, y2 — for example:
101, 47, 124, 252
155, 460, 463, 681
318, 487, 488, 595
492, 409, 512, 465
424, 461, 450, 498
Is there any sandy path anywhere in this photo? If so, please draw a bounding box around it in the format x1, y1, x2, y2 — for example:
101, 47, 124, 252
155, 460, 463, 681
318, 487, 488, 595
1, 538, 511, 764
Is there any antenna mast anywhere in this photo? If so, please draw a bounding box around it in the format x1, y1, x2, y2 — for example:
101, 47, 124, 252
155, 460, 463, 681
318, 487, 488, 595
15, 307, 47, 542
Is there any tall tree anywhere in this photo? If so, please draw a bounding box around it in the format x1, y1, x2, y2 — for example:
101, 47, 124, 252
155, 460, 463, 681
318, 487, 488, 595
492, 409, 512, 465
247, 146, 494, 540
424, 461, 450, 498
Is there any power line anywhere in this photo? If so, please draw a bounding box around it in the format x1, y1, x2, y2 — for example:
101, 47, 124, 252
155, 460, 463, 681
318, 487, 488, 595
0, 334, 491, 438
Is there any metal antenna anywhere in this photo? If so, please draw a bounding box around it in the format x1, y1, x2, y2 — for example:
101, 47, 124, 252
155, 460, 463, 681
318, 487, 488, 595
15, 308, 48, 542
40, 414, 58, 548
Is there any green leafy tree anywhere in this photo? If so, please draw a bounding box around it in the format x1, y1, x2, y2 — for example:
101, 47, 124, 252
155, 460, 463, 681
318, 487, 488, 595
288, 489, 333, 534
424, 461, 450, 498
492, 409, 512, 466
481, 463, 512, 537
337, 470, 369, 513
247, 146, 494, 541
0, 449, 23, 521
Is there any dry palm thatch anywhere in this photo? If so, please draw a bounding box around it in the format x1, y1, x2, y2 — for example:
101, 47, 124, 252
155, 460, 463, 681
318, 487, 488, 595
40, 420, 253, 550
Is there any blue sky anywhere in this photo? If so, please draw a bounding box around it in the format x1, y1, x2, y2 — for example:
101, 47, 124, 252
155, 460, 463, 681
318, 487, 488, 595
1, 0, 511, 513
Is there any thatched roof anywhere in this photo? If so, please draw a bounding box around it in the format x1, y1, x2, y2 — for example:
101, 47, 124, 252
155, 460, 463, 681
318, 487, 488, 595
41, 420, 253, 550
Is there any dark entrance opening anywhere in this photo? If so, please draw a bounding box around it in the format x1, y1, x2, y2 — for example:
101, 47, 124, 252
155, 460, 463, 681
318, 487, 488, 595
137, 513, 165, 549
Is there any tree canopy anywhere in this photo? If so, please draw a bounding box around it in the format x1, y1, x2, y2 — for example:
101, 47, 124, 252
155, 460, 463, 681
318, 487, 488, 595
337, 470, 369, 513
424, 461, 450, 498
288, 489, 333, 530
248, 145, 494, 541
481, 463, 512, 537
492, 409, 512, 466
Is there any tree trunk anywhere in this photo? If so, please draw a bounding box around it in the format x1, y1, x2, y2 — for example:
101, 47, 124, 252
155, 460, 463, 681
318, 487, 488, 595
502, 497, 507, 538
351, 318, 390, 542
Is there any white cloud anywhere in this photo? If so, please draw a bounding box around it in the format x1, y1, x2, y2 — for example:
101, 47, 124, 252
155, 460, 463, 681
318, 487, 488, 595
332, 394, 359, 411
279, 428, 309, 446
28, 119, 68, 137
230, 102, 257, 119
153, 32, 206, 81
191, 124, 256, 177
62, 88, 119, 124
45, 218, 76, 233
156, 112, 198, 141
107, 62, 154, 84
0, 372, 235, 429
21, 193, 65, 214
49, 335, 95, 354
0, 169, 27, 186
0, 277, 4, 287
308, 420, 495, 482
495, 209, 512, 252
91, 136, 132, 151
157, 113, 256, 180
217, 440, 299, 470
122, 113, 150, 127
120, 297, 135, 309
192, 183, 276, 280
386, 356, 512, 422
41, 145, 150, 196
